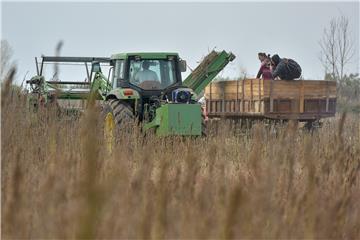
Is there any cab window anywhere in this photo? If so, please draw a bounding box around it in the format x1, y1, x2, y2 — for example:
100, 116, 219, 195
113, 60, 124, 88
129, 59, 177, 90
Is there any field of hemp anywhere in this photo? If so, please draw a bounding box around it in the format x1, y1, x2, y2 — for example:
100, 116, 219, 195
1, 70, 360, 239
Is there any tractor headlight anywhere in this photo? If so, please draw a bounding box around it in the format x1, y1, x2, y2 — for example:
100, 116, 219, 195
172, 89, 192, 103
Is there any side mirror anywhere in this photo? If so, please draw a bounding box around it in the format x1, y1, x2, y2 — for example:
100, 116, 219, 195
179, 60, 187, 72
91, 61, 101, 72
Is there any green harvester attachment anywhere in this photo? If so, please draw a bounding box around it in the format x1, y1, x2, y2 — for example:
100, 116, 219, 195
144, 104, 202, 136
27, 50, 235, 137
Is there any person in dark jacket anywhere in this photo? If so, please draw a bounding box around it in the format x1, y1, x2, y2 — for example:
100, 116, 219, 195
271, 54, 302, 80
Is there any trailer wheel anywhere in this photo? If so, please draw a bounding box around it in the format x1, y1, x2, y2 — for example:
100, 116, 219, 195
304, 120, 322, 132
102, 99, 135, 151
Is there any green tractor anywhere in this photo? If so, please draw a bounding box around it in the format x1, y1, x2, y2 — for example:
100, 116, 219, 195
27, 51, 235, 138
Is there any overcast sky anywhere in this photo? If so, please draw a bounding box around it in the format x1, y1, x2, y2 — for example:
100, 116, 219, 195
1, 1, 359, 83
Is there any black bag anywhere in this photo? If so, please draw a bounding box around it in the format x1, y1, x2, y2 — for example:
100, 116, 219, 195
285, 59, 302, 79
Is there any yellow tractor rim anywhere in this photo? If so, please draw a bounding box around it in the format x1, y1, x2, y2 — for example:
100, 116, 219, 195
104, 112, 115, 153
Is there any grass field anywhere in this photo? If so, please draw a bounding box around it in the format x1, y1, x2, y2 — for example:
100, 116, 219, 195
1, 74, 360, 239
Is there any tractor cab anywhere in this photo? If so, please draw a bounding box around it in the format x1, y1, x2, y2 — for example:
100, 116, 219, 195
110, 53, 187, 93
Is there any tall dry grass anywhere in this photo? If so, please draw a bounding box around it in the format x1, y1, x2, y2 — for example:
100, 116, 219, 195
1, 71, 360, 239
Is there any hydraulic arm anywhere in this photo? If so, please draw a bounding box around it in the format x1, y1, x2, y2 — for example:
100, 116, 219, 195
183, 50, 235, 95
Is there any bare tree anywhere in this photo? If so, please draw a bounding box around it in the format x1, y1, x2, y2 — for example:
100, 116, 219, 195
319, 19, 338, 79
319, 15, 355, 81
337, 16, 355, 80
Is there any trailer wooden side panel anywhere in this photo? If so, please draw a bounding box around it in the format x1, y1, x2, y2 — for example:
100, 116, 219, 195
204, 79, 337, 120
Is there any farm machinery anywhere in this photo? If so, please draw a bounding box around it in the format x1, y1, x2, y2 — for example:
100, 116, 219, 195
27, 51, 235, 137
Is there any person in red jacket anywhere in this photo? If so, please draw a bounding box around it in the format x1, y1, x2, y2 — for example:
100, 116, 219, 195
256, 52, 272, 80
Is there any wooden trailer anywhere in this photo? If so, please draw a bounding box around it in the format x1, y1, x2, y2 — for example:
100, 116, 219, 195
204, 79, 337, 122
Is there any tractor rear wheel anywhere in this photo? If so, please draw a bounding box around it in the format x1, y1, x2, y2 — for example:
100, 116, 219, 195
102, 99, 135, 151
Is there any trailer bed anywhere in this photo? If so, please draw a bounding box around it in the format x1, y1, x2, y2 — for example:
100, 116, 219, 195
205, 79, 337, 121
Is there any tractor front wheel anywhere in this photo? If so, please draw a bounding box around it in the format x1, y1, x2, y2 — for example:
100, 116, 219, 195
102, 99, 135, 151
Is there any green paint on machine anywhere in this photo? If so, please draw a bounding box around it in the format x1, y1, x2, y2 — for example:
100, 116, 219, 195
144, 104, 202, 136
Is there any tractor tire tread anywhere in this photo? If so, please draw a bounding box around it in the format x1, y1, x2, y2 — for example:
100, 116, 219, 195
104, 99, 135, 132
114, 106, 133, 117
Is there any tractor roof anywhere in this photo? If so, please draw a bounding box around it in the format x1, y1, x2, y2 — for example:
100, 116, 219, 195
110, 52, 179, 60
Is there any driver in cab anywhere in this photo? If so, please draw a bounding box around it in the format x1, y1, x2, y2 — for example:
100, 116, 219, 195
134, 61, 159, 83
